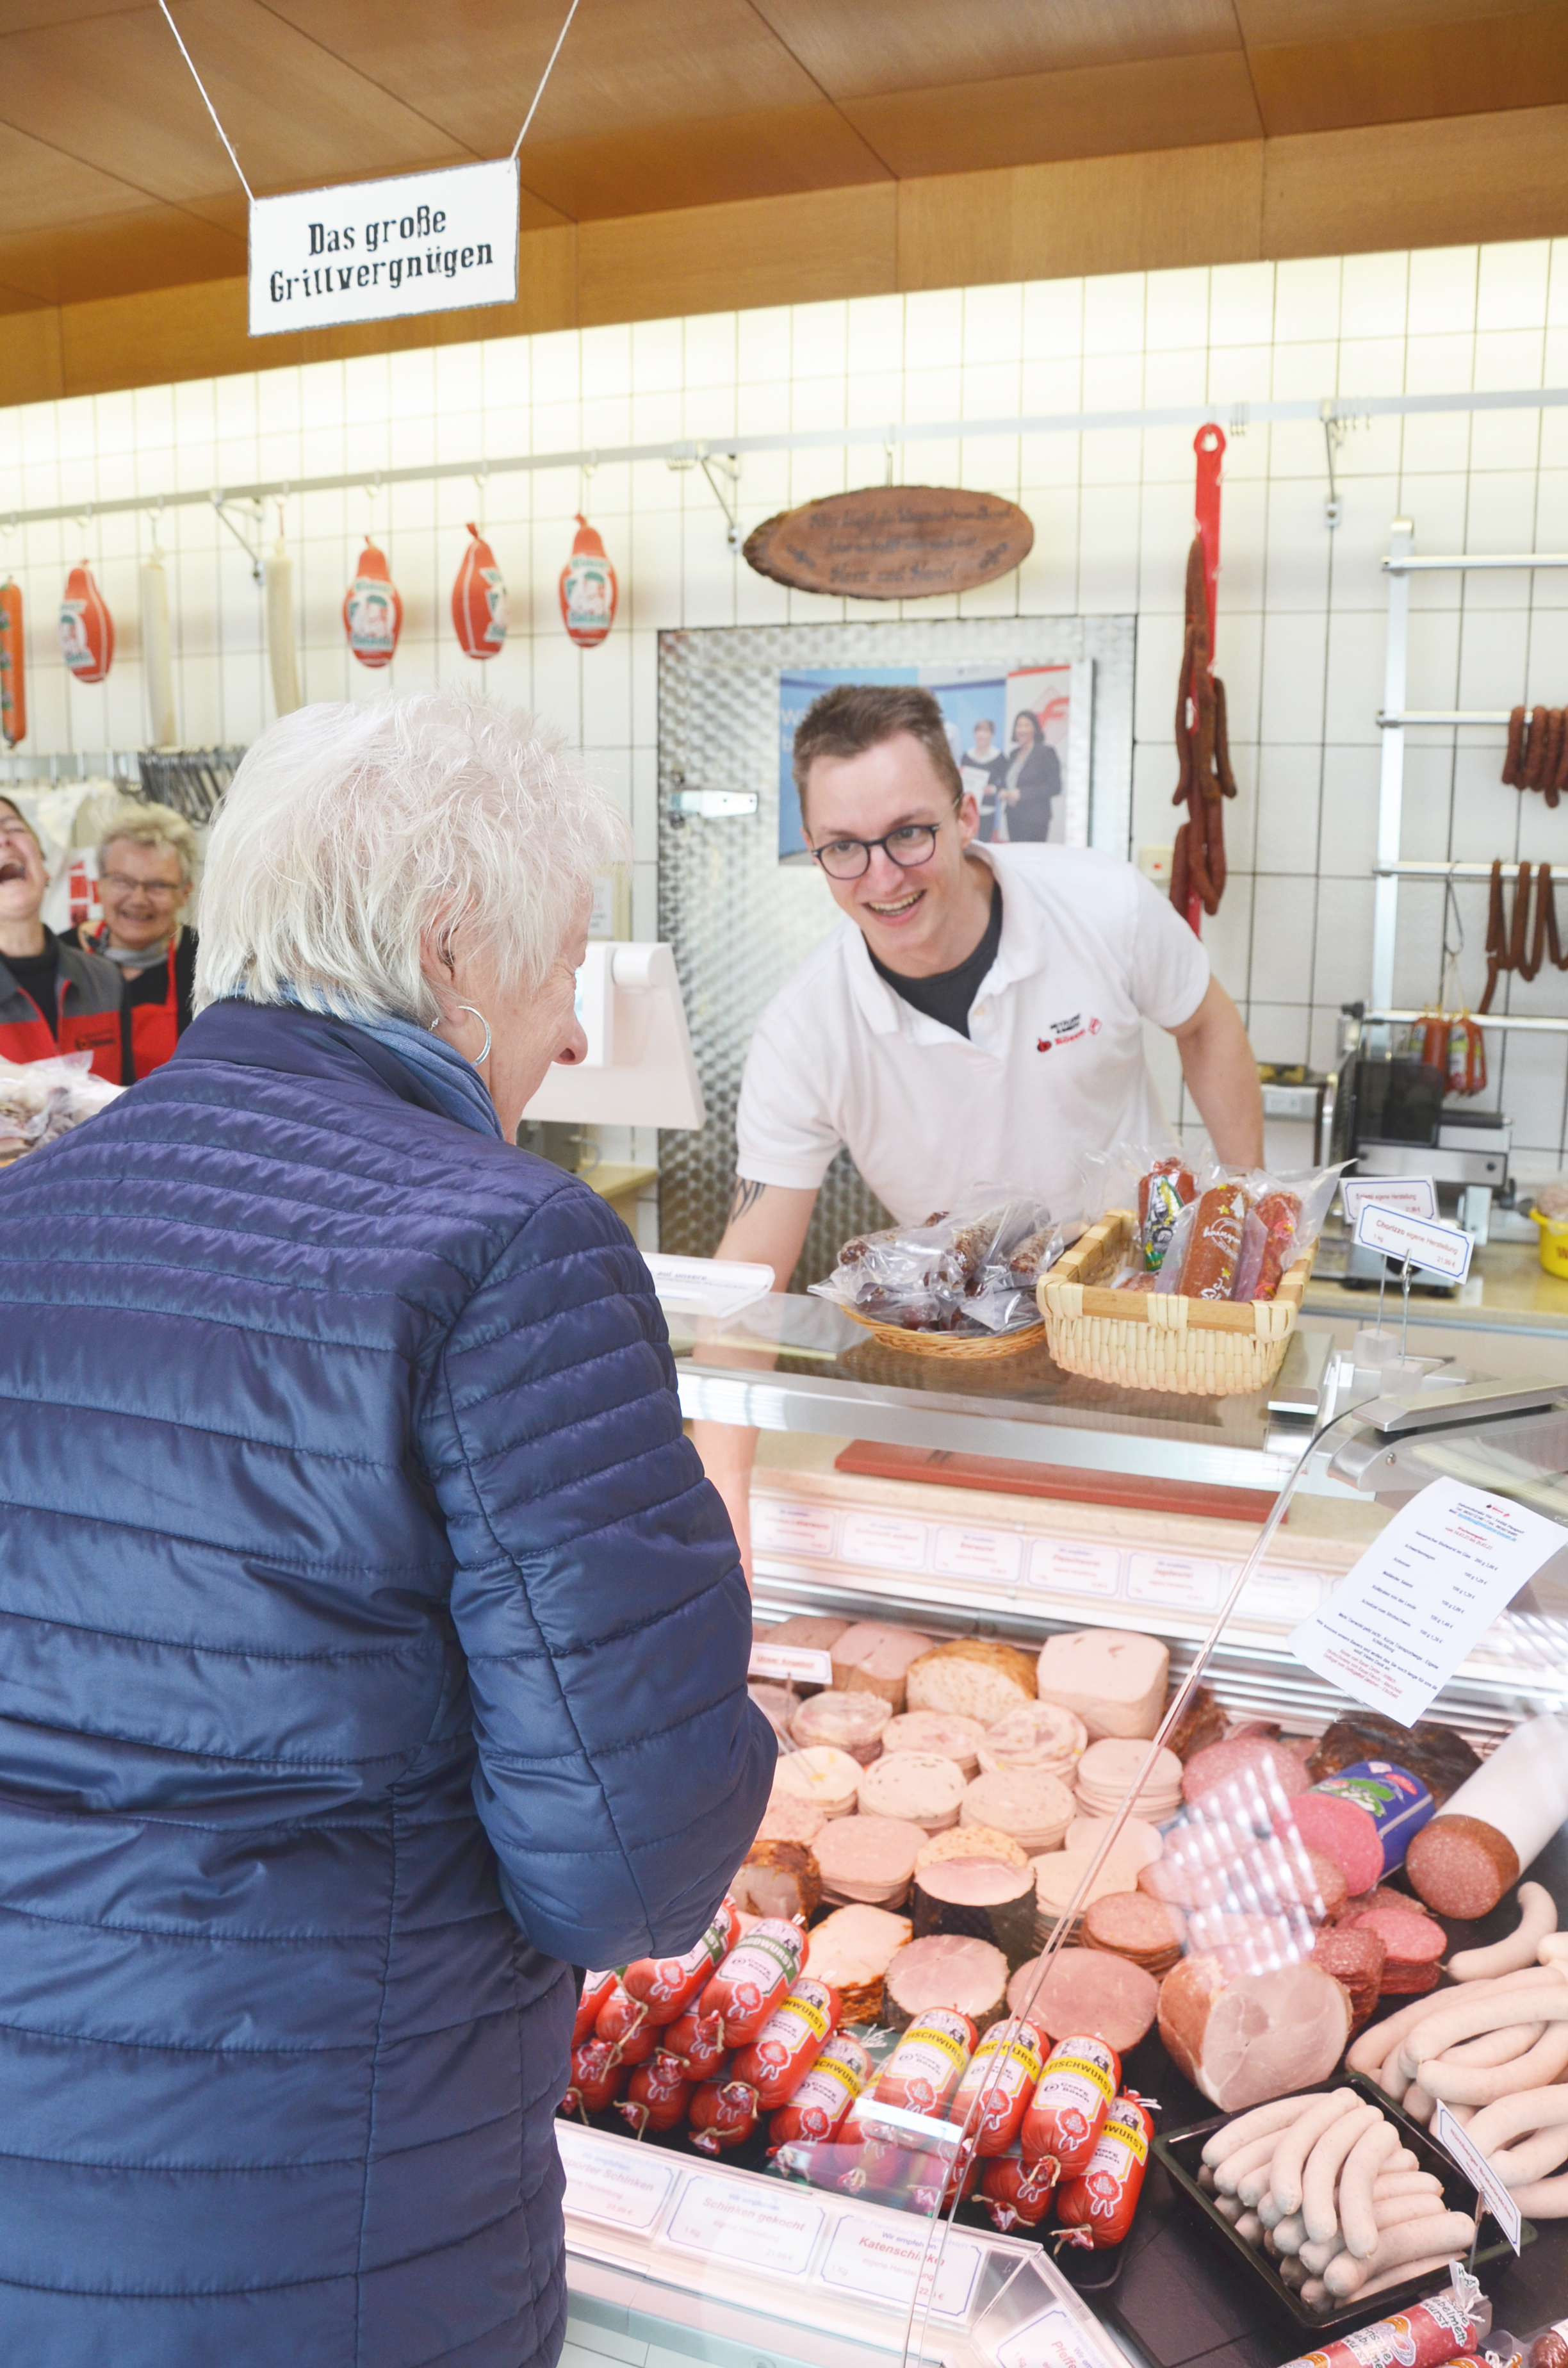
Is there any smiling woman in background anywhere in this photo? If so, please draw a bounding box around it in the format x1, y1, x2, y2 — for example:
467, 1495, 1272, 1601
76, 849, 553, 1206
0, 795, 121, 1075
63, 801, 199, 1081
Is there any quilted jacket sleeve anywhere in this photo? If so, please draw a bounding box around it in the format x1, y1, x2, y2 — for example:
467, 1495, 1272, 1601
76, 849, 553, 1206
422, 1178, 774, 1969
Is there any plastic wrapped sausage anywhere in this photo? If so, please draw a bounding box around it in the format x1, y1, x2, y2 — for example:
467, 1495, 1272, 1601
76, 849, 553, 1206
661, 2000, 730, 2082
689, 2076, 762, 2154
1178, 1185, 1246, 1300
616, 2052, 694, 2137
980, 2151, 1059, 2230
767, 2032, 873, 2148
729, 1977, 841, 2109
701, 1919, 806, 2045
574, 1969, 617, 2045
622, 1899, 740, 2026
563, 2037, 626, 2117
1054, 2092, 1154, 2247
948, 2016, 1047, 2157
860, 2009, 976, 2137
594, 1983, 658, 2065
1020, 2035, 1121, 2175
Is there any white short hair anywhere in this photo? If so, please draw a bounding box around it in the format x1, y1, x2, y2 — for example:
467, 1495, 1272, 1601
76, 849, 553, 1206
97, 800, 200, 885
193, 696, 626, 1024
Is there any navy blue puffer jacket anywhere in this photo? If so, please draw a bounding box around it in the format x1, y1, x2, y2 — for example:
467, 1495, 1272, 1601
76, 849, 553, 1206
0, 1001, 773, 2368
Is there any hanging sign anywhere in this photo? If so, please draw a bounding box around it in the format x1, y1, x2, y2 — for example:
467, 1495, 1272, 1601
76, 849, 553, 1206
344, 543, 402, 669
560, 514, 617, 646
744, 485, 1033, 600
249, 159, 520, 338
453, 524, 508, 659
59, 562, 113, 683
0, 580, 24, 748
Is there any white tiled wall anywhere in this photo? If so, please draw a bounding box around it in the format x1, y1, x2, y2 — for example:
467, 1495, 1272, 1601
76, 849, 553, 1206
5, 238, 1568, 1176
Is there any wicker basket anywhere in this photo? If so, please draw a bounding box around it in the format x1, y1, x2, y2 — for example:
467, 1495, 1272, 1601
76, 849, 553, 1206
840, 1305, 1049, 1360
1036, 1208, 1312, 1397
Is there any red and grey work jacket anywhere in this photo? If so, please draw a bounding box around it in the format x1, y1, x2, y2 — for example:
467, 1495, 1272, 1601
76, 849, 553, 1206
0, 937, 122, 1081
64, 925, 196, 1083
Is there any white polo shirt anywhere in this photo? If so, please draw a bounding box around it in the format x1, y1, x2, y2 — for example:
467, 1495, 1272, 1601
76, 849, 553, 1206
735, 844, 1209, 1225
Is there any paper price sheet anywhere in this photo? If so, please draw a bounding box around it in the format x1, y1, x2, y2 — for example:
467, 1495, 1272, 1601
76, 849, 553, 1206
1290, 1472, 1567, 1723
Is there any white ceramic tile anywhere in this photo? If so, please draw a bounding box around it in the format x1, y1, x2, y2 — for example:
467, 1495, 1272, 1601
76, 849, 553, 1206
1082, 274, 1145, 356
1254, 743, 1323, 873
1207, 342, 1272, 406
1407, 247, 1478, 338
1336, 336, 1405, 397
1273, 256, 1340, 346
1258, 607, 1328, 742
962, 281, 1023, 366
1021, 277, 1083, 360
1340, 250, 1409, 342
1317, 744, 1380, 877
1247, 1000, 1311, 1064
737, 306, 791, 384
1210, 262, 1275, 348
1141, 265, 1208, 356
683, 311, 737, 391
847, 368, 905, 431
1270, 341, 1337, 401
1311, 874, 1374, 1005
1477, 241, 1551, 334
790, 299, 848, 381
1076, 486, 1139, 610
1015, 486, 1078, 611
961, 363, 1019, 422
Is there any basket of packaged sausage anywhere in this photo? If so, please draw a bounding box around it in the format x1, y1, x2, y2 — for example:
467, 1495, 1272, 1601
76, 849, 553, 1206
1036, 1154, 1338, 1397
810, 1193, 1065, 1360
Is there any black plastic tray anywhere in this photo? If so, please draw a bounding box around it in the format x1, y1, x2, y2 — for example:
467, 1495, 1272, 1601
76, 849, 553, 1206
1154, 2078, 1534, 2333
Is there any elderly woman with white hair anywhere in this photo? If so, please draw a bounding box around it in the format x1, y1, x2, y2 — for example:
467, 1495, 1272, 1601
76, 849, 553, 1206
63, 798, 201, 1080
0, 695, 773, 2368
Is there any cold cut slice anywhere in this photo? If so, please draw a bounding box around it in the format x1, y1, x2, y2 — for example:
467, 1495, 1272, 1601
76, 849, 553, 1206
1007, 1945, 1159, 2052
884, 1934, 1009, 2032
813, 1814, 924, 1906
789, 1690, 892, 1764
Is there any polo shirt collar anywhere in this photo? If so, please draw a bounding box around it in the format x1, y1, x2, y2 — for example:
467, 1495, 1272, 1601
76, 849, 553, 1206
841, 844, 1048, 1034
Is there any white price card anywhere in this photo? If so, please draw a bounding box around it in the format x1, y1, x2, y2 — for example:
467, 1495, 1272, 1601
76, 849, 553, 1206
1342, 1176, 1438, 1224
751, 1500, 837, 1559
934, 1525, 1022, 1585
749, 1641, 834, 1685
666, 2172, 823, 2276
841, 1512, 929, 1573
1353, 1202, 1473, 1282
555, 2123, 676, 2234
1028, 1539, 1121, 1599
1290, 1474, 1568, 1723
993, 2305, 1115, 2368
1432, 2100, 1523, 2253
818, 2214, 983, 2320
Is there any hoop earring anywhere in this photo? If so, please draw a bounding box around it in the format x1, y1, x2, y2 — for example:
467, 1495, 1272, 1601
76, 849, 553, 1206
453, 1001, 492, 1068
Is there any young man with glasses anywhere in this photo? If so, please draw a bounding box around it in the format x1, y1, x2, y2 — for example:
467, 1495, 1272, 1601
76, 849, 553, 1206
63, 803, 199, 1082
696, 683, 1263, 1573
0, 798, 122, 1079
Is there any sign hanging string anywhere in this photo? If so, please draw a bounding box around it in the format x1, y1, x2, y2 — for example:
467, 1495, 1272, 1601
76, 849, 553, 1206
510, 0, 581, 160
156, 0, 254, 204
155, 0, 581, 205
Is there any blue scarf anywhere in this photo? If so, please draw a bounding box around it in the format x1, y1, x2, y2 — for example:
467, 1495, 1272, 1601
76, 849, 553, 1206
223, 990, 503, 1142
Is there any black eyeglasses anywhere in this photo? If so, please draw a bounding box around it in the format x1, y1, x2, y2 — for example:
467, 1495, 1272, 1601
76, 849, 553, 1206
810, 820, 946, 882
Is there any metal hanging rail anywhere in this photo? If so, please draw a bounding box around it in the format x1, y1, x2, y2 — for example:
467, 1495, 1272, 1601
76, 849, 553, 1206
1377, 709, 1512, 726
1373, 860, 1553, 880
4, 382, 1567, 534
1385, 552, 1568, 572
1366, 1008, 1568, 1034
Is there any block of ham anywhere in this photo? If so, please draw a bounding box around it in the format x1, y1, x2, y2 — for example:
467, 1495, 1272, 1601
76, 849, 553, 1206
859, 1749, 967, 1832
788, 1689, 892, 1766
829, 1621, 933, 1711
1032, 1843, 1162, 1941
906, 1639, 1037, 1727
977, 1700, 1087, 1784
1157, 1950, 1351, 2111
803, 1903, 911, 2022
730, 1838, 821, 1923
762, 1613, 851, 1654
962, 1768, 1076, 1854
813, 1814, 926, 1907
1035, 1630, 1168, 1743
771, 1745, 861, 1818
883, 1932, 1009, 2034
1006, 1945, 1159, 2052
912, 1855, 1038, 1969
883, 1710, 987, 1777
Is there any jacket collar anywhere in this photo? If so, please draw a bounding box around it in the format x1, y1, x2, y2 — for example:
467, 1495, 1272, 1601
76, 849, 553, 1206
169, 998, 472, 1131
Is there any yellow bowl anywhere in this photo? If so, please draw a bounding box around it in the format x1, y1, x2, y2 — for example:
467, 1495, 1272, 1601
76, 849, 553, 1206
1530, 1208, 1568, 1278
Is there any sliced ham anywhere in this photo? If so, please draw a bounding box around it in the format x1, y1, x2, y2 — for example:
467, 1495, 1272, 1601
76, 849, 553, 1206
1006, 1945, 1159, 2051
884, 1933, 1009, 2032
829, 1622, 933, 1710
813, 1814, 925, 1906
1157, 1951, 1351, 2112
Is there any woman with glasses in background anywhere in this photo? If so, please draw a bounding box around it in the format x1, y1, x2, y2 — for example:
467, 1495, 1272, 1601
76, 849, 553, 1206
64, 801, 199, 1081
691, 681, 1266, 1577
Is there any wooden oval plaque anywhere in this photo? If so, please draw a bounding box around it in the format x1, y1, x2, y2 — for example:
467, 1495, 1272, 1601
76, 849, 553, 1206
743, 484, 1034, 601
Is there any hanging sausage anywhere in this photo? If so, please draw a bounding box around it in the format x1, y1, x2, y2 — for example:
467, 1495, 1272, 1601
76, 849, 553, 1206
559, 514, 617, 648
1169, 427, 1236, 933
343, 541, 402, 670
265, 527, 301, 717
59, 560, 114, 684
0, 578, 24, 748
140, 548, 177, 746
452, 523, 508, 660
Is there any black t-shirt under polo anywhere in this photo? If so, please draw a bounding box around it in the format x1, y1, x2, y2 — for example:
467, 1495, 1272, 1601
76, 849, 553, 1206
867, 877, 1002, 1040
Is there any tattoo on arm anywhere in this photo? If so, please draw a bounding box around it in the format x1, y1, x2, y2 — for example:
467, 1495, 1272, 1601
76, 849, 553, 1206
728, 1177, 767, 1224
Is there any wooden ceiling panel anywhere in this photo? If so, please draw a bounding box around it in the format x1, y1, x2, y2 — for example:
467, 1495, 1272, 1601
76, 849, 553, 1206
0, 0, 143, 26
519, 101, 888, 221
841, 53, 1263, 180
262, 0, 828, 156
0, 202, 244, 304
0, 118, 156, 234
0, 1, 472, 208
1248, 6, 1568, 133
752, 0, 1242, 99
1234, 0, 1537, 40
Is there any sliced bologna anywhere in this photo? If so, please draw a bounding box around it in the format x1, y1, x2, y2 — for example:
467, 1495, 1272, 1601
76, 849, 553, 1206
1183, 1735, 1312, 1808
1280, 1792, 1384, 1896
1350, 1907, 1446, 1963
1006, 1945, 1159, 2053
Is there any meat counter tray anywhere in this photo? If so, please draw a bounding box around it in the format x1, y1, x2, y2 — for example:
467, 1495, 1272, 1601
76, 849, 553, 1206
1153, 2078, 1533, 2335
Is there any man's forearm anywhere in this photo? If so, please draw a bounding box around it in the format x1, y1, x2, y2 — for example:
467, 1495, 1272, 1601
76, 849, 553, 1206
1175, 982, 1264, 1167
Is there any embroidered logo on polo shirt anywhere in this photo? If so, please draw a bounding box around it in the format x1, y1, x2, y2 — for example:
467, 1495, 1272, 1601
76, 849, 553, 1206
1038, 1011, 1100, 1051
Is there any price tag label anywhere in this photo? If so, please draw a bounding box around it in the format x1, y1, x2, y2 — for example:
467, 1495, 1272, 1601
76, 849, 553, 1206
993, 2305, 1115, 2368
665, 2171, 823, 2276
751, 1500, 838, 1559
1343, 1176, 1437, 1224
1027, 1539, 1121, 1599
1353, 1202, 1473, 1282
556, 2123, 676, 2234
1126, 1552, 1221, 1611
1432, 2101, 1523, 2254
818, 2214, 984, 2319
841, 1512, 929, 1573
749, 1643, 834, 1685
933, 1525, 1022, 1584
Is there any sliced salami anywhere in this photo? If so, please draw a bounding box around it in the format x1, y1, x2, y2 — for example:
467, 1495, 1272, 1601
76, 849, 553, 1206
1309, 1925, 1385, 2031
1081, 1889, 1186, 1975
1349, 1906, 1446, 1962
1184, 1736, 1312, 1808
1006, 1945, 1159, 2052
1405, 1812, 1521, 1920
1280, 1792, 1384, 1896
754, 1795, 828, 1846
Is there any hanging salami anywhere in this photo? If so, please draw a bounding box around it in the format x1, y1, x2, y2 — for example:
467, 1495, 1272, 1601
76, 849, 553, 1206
59, 561, 113, 684
559, 514, 617, 648
452, 523, 508, 660
343, 541, 402, 670
0, 579, 24, 747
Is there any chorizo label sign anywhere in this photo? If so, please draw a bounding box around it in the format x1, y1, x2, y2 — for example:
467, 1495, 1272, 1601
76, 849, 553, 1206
249, 158, 519, 336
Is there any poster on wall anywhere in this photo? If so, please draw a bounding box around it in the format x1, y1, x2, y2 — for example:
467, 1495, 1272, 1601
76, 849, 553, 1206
776, 661, 1093, 864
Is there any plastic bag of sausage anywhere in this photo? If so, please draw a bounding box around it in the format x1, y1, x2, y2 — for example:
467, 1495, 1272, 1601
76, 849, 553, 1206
810, 1189, 1067, 1336
1153, 1160, 1345, 1303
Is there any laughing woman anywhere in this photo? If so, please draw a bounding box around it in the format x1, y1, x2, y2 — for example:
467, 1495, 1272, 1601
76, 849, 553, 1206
0, 696, 772, 2367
